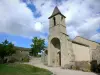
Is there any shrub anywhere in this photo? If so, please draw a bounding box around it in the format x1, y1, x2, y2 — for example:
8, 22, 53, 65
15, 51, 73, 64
8, 57, 18, 63
75, 61, 91, 72
63, 64, 72, 69
64, 61, 91, 72
22, 57, 30, 62
63, 61, 91, 72
71, 65, 77, 70
63, 62, 75, 69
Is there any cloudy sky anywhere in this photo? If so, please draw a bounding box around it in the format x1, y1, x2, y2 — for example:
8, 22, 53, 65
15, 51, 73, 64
0, 0, 100, 48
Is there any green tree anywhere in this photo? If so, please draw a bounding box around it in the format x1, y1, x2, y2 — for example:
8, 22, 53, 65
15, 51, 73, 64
0, 40, 15, 63
30, 37, 45, 56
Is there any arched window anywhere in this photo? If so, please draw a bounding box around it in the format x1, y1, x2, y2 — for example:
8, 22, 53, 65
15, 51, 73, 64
53, 17, 56, 26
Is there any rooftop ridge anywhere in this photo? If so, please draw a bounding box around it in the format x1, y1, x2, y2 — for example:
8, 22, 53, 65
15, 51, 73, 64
74, 36, 100, 44
48, 6, 66, 19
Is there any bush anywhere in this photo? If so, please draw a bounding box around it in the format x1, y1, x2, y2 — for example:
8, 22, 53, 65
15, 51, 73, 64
63, 61, 91, 72
8, 57, 18, 63
22, 57, 30, 62
75, 61, 91, 72
63, 64, 72, 69
71, 65, 77, 70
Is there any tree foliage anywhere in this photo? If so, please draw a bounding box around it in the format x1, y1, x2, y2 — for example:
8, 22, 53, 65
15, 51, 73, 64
0, 40, 15, 63
30, 37, 45, 56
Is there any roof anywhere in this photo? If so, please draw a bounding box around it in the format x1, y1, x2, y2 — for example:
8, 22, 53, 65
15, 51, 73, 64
74, 36, 100, 45
60, 32, 69, 36
48, 6, 66, 19
72, 41, 89, 47
14, 46, 31, 51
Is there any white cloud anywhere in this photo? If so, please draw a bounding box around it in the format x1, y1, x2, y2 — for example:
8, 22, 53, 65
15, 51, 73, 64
30, 0, 100, 41
90, 33, 100, 41
77, 17, 100, 38
0, 0, 100, 43
34, 22, 43, 31
0, 0, 34, 36
59, 0, 100, 41
0, 0, 45, 39
67, 26, 79, 39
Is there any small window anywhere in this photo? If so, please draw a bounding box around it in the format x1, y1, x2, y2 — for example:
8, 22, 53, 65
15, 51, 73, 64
53, 17, 56, 26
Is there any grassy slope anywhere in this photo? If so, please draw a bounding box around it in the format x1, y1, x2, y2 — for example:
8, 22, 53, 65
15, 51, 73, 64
0, 64, 52, 75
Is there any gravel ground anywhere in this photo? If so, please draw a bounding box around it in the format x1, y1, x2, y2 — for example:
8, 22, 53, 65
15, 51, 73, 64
25, 57, 98, 75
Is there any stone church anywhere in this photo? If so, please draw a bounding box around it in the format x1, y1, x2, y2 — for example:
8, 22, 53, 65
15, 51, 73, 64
45, 6, 100, 68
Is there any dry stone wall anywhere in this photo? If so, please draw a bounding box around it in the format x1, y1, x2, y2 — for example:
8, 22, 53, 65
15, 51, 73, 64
92, 46, 100, 64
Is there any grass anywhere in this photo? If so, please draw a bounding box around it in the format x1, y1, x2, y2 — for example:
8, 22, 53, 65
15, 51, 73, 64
0, 64, 52, 75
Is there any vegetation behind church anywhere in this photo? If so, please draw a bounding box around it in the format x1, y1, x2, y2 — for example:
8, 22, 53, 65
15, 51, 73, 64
30, 37, 46, 57
0, 40, 15, 63
0, 40, 30, 63
0, 37, 46, 63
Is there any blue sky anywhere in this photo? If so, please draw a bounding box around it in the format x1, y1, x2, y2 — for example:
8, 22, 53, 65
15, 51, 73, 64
0, 32, 32, 48
0, 0, 100, 48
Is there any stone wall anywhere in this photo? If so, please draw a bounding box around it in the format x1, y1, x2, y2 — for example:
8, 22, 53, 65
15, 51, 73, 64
92, 46, 100, 64
67, 40, 75, 62
41, 50, 48, 65
7, 50, 30, 62
72, 42, 90, 61
74, 36, 99, 49
63, 61, 91, 72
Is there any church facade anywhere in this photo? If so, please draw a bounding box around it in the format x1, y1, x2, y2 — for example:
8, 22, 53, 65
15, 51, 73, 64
47, 7, 100, 67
